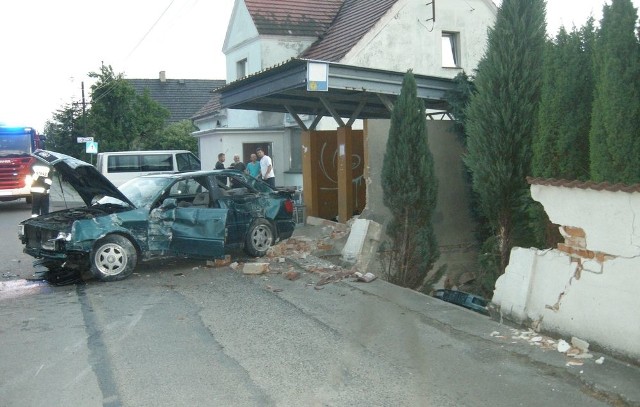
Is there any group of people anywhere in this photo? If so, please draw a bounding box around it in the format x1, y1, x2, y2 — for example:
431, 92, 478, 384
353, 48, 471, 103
215, 148, 275, 188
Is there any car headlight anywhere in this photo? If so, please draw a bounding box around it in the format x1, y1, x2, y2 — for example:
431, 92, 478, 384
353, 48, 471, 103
18, 224, 24, 237
56, 232, 72, 241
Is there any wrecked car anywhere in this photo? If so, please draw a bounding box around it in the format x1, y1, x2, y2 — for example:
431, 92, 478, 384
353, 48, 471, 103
18, 150, 295, 281
433, 289, 489, 315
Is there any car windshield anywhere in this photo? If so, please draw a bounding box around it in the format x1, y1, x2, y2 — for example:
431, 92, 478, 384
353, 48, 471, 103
98, 176, 173, 208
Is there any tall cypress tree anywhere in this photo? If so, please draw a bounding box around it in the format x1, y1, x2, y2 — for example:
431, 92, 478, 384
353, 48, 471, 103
533, 24, 595, 180
463, 0, 546, 274
530, 22, 595, 247
381, 70, 439, 289
590, 0, 640, 183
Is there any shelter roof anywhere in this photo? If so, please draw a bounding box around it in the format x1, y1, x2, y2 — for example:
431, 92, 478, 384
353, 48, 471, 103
217, 58, 454, 121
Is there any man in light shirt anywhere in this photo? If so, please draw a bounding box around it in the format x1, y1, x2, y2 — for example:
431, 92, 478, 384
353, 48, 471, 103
256, 148, 275, 188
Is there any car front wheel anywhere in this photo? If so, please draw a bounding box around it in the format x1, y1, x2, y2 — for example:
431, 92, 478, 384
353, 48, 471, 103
244, 219, 274, 257
90, 235, 137, 281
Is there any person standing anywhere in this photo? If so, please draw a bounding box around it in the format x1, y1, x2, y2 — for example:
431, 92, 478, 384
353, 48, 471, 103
246, 153, 261, 179
215, 153, 226, 170
229, 154, 246, 172
30, 163, 52, 217
256, 148, 275, 188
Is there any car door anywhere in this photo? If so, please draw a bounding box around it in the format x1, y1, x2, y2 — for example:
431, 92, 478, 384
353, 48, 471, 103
148, 176, 228, 258
170, 204, 228, 257
209, 174, 258, 245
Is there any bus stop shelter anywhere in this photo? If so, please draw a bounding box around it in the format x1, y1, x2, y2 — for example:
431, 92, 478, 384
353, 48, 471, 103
217, 58, 455, 223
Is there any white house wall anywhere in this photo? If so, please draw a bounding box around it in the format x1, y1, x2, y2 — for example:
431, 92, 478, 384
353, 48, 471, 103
261, 37, 316, 68
343, 0, 494, 77
222, 0, 258, 56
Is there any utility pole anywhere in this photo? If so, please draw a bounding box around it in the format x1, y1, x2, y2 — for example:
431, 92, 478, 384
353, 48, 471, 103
81, 82, 91, 165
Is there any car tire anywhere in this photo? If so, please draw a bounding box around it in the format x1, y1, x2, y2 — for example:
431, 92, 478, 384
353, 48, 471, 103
244, 218, 275, 257
90, 235, 137, 281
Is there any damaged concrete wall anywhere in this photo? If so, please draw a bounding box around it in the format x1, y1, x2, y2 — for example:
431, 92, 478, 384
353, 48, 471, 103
493, 183, 640, 359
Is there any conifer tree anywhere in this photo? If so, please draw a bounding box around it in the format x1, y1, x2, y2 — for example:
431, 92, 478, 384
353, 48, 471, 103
590, 0, 640, 183
463, 0, 546, 274
381, 71, 439, 289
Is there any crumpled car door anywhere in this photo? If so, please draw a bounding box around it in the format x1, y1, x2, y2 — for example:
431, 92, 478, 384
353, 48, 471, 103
148, 200, 228, 258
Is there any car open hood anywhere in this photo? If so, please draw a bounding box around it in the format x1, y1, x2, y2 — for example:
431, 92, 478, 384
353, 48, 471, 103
33, 149, 135, 208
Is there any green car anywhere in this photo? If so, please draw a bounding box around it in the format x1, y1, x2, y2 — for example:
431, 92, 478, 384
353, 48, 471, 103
19, 150, 295, 281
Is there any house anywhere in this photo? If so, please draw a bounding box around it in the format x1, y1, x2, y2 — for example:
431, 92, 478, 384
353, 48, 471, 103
192, 0, 496, 279
128, 71, 225, 124
193, 0, 495, 183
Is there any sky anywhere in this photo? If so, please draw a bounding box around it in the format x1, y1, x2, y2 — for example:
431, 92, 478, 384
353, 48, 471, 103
0, 0, 637, 133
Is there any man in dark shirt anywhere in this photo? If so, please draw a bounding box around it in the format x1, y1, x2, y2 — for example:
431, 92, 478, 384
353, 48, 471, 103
229, 154, 246, 172
215, 153, 226, 170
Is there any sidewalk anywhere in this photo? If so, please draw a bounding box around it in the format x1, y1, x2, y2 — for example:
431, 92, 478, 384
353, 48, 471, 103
336, 275, 640, 406
294, 253, 640, 405
279, 222, 640, 406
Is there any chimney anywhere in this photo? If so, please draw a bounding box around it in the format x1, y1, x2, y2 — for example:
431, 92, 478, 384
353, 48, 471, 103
159, 71, 166, 82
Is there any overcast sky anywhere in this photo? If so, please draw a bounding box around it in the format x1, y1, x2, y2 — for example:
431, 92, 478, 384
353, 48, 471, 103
0, 0, 636, 132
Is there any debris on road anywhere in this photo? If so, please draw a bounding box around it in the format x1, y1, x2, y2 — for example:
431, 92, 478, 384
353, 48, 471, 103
265, 285, 283, 293
595, 356, 605, 365
283, 271, 301, 281
557, 339, 571, 353
242, 262, 270, 275
207, 255, 232, 268
354, 271, 377, 283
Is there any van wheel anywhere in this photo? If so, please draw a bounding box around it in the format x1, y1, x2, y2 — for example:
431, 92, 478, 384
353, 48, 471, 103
244, 219, 274, 257
90, 235, 137, 281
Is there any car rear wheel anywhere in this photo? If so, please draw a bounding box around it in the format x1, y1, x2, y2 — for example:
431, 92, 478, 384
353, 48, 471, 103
90, 235, 137, 281
244, 219, 274, 257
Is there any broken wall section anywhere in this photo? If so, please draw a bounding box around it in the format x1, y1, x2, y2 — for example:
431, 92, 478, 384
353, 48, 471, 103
492, 180, 640, 360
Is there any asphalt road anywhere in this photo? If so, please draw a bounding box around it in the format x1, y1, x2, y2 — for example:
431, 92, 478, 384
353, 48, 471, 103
0, 201, 635, 406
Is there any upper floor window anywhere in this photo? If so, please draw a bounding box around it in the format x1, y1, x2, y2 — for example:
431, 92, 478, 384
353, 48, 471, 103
442, 32, 460, 68
236, 58, 247, 80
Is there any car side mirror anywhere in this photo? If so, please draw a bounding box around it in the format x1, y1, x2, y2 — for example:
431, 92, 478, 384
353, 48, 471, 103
161, 198, 177, 210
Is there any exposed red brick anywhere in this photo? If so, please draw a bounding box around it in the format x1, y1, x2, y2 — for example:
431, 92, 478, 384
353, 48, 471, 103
562, 226, 586, 238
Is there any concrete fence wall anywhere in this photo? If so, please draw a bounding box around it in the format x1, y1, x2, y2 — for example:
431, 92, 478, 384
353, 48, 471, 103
493, 183, 640, 360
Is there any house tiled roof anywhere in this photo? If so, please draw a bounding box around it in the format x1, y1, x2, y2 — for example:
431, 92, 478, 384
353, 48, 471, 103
244, 0, 343, 36
192, 93, 223, 121
302, 0, 400, 62
527, 177, 640, 193
127, 78, 226, 123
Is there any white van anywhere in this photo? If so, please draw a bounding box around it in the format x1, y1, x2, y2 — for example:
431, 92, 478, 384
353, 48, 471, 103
96, 150, 201, 187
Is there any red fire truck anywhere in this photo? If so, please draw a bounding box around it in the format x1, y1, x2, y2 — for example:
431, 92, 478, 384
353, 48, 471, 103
0, 125, 46, 202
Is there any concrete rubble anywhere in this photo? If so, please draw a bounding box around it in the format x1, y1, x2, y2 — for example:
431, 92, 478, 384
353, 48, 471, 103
233, 216, 382, 288
489, 328, 603, 367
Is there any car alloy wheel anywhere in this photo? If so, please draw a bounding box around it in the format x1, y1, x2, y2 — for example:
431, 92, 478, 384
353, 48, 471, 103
245, 219, 274, 257
90, 235, 137, 281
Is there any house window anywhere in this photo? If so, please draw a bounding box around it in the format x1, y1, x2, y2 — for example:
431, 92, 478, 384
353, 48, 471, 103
289, 128, 302, 173
442, 32, 460, 68
236, 58, 247, 80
